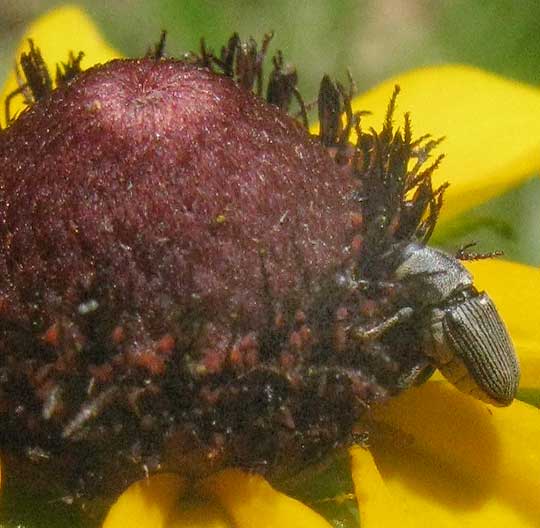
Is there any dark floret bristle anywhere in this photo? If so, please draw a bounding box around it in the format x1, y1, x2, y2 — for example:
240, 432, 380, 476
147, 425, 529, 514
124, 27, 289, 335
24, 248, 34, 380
0, 34, 445, 502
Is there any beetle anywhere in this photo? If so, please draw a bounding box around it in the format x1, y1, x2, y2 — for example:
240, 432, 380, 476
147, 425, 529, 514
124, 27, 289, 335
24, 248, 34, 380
389, 242, 519, 406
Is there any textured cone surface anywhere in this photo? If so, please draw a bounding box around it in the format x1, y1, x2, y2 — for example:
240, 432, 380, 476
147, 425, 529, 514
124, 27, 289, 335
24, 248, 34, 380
0, 59, 356, 328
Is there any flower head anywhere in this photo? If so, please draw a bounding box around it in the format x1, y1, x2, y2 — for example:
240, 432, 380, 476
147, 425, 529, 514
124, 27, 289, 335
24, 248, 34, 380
0, 6, 539, 528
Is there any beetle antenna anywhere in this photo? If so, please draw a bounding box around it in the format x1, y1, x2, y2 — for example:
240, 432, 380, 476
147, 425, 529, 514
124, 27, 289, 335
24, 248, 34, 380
455, 242, 503, 261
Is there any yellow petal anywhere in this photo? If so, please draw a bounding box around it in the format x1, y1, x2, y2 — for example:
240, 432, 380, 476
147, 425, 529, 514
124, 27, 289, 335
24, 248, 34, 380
200, 469, 333, 528
350, 65, 540, 221
370, 380, 540, 527
349, 445, 415, 527
464, 259, 540, 390
0, 5, 119, 127
103, 473, 186, 528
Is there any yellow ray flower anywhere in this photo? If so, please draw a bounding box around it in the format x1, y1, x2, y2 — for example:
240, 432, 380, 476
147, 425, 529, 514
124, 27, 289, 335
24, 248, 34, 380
1, 5, 540, 528
353, 66, 540, 222
103, 474, 187, 528
367, 381, 540, 527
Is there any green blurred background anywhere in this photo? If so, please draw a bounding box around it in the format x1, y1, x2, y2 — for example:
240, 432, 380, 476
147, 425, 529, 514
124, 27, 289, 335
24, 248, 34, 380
1, 0, 539, 265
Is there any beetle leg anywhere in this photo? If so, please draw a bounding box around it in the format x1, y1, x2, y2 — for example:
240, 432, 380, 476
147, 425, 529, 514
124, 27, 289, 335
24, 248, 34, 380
353, 306, 414, 342
395, 361, 436, 391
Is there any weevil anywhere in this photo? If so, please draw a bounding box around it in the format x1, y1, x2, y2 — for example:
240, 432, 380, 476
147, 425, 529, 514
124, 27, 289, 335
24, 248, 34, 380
390, 242, 519, 406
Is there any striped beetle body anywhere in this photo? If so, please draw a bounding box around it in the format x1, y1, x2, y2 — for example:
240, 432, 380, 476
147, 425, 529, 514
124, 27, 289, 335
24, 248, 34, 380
394, 244, 520, 406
